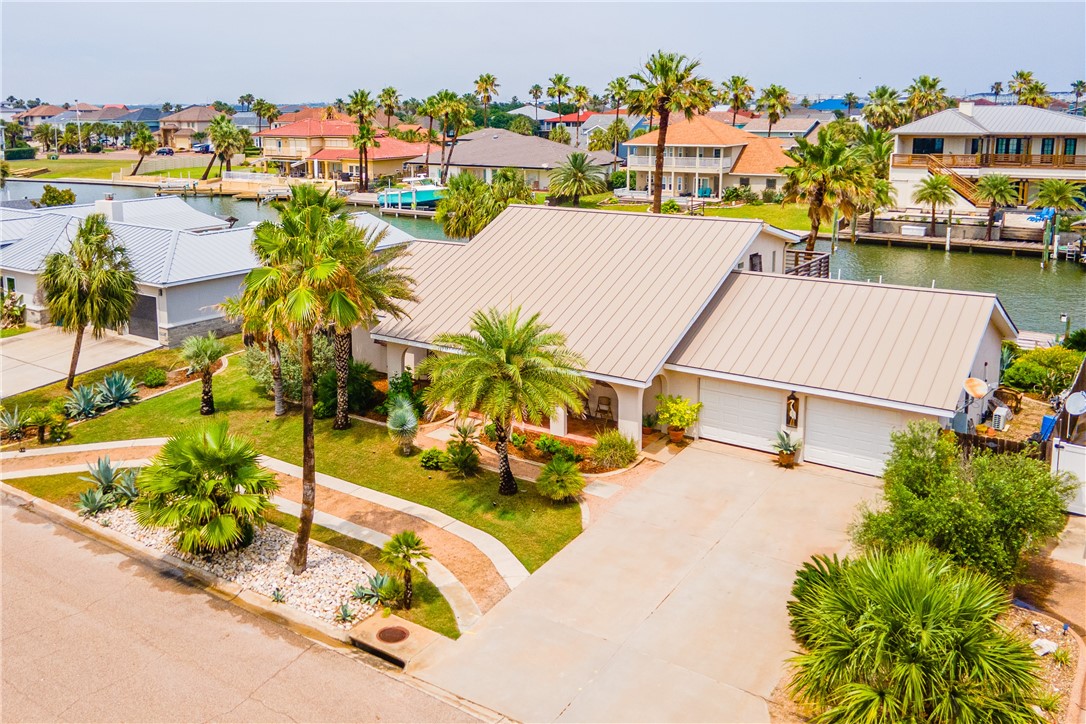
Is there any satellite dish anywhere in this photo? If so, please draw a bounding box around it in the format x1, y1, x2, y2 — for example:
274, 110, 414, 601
1066, 391, 1086, 416
963, 377, 989, 399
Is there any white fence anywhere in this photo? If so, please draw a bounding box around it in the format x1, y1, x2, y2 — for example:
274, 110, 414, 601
223, 170, 285, 182
1051, 440, 1085, 515
118, 153, 246, 176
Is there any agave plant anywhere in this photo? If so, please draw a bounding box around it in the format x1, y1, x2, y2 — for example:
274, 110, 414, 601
75, 488, 112, 516
351, 573, 401, 607
0, 405, 28, 441
94, 371, 139, 410
82, 455, 123, 496
386, 395, 419, 455
112, 468, 141, 506
334, 604, 355, 623
65, 385, 101, 420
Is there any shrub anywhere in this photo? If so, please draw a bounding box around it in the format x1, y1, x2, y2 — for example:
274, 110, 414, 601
3, 146, 35, 161
442, 421, 481, 477
1, 289, 25, 328
0, 406, 29, 441
660, 198, 682, 214
64, 385, 101, 420
143, 367, 168, 388
386, 395, 419, 454
590, 429, 637, 469
315, 360, 378, 414
483, 422, 497, 440
47, 417, 69, 443
76, 456, 140, 514
243, 334, 334, 403
655, 394, 703, 429
94, 372, 139, 409
313, 400, 334, 419
536, 457, 586, 501
510, 431, 528, 449
609, 169, 629, 190
376, 369, 425, 417
535, 433, 580, 461
853, 420, 1074, 584
38, 184, 75, 207
1063, 328, 1086, 352
419, 448, 446, 470
351, 572, 402, 608
1002, 345, 1083, 395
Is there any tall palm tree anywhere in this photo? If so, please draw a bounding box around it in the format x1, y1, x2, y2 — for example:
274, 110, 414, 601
202, 115, 238, 180
912, 174, 956, 236
841, 91, 860, 117
379, 86, 400, 129
629, 50, 715, 213
863, 85, 905, 130
904, 75, 948, 120
135, 423, 279, 555
129, 127, 157, 175
380, 531, 431, 610
571, 85, 591, 147
346, 89, 378, 188
238, 93, 254, 111
39, 214, 137, 390
263, 104, 281, 130
547, 73, 571, 114
180, 333, 228, 415
431, 89, 459, 180
419, 307, 590, 496
990, 81, 1003, 104
855, 126, 894, 179
1072, 80, 1086, 114
474, 73, 499, 127
756, 84, 791, 135
549, 152, 606, 206
781, 128, 869, 251
437, 95, 472, 182
973, 174, 1018, 241
32, 123, 53, 151
721, 75, 754, 126
528, 84, 544, 122
351, 122, 381, 190
1019, 81, 1052, 109
418, 95, 438, 175
1010, 69, 1034, 104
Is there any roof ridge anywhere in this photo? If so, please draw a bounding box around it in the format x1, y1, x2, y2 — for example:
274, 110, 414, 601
738, 270, 1000, 298
504, 204, 769, 224
160, 229, 182, 283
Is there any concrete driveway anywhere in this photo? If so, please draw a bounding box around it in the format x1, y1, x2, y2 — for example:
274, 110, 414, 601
1, 327, 159, 397
409, 441, 882, 723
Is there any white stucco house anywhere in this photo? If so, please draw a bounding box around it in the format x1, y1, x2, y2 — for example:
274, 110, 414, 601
352, 205, 1016, 477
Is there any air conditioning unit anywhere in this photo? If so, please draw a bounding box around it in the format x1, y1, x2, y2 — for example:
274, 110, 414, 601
992, 406, 1011, 431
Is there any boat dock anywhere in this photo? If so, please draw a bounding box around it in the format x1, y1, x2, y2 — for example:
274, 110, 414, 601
817, 231, 1082, 260
345, 192, 437, 218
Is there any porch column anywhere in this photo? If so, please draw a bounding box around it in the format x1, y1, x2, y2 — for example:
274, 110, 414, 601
670, 171, 675, 196
613, 384, 645, 452
385, 342, 407, 377
625, 166, 630, 190
549, 406, 568, 437
402, 346, 423, 374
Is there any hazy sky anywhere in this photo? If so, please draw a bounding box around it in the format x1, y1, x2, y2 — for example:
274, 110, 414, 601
3, 1, 1084, 106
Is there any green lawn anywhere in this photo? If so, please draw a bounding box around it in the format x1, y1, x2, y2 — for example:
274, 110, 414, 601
6, 157, 222, 181
5, 472, 458, 638
36, 362, 581, 572
141, 165, 219, 179
1, 326, 31, 339
585, 198, 812, 231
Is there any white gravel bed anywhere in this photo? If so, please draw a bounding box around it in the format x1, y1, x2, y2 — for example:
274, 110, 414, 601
95, 508, 375, 628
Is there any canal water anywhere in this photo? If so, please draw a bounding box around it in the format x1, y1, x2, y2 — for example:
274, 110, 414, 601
4, 180, 1083, 334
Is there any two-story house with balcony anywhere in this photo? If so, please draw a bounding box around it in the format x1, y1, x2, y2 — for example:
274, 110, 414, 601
158, 106, 223, 150
889, 102, 1086, 212
622, 115, 794, 198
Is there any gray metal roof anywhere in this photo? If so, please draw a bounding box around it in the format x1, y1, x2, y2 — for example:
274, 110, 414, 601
53, 197, 230, 232
508, 105, 559, 121
0, 207, 45, 247
892, 105, 1086, 136
372, 205, 789, 385
408, 128, 618, 170
739, 117, 821, 135
347, 211, 415, 249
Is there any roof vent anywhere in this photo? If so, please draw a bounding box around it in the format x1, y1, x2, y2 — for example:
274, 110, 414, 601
959, 101, 975, 116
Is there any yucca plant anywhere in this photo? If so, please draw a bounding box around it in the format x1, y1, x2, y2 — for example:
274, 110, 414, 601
94, 371, 139, 410
386, 395, 419, 455
65, 385, 101, 420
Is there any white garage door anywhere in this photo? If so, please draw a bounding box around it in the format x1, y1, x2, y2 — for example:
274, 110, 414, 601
805, 397, 920, 476
699, 379, 782, 452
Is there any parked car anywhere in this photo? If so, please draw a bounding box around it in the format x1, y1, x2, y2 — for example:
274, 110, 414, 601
192, 143, 213, 154
155, 147, 174, 156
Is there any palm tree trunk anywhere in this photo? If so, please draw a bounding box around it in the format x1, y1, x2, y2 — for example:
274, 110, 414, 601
985, 203, 996, 241
65, 326, 85, 390
425, 117, 434, 176
442, 128, 460, 181
37, 423, 46, 445
132, 154, 145, 175
438, 114, 449, 180
483, 103, 488, 128
200, 153, 215, 181
362, 146, 369, 190
289, 330, 317, 575
806, 216, 821, 252
494, 420, 517, 496
200, 370, 214, 415
403, 569, 413, 610
651, 106, 670, 214
269, 339, 285, 416
850, 214, 857, 243
929, 205, 937, 237
333, 330, 352, 430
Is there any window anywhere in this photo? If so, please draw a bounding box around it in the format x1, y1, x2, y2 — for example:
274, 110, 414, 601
739, 177, 750, 187
994, 138, 1023, 155
771, 250, 777, 273
4, 277, 14, 292
970, 138, 980, 154
765, 178, 776, 190
911, 137, 944, 154
1040, 138, 1055, 156
1065, 138, 1078, 156
713, 148, 722, 158
749, 253, 763, 272
736, 261, 745, 270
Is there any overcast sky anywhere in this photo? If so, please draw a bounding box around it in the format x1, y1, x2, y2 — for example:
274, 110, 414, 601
3, 1, 1084, 106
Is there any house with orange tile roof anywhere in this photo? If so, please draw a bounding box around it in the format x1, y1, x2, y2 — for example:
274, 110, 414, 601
271, 106, 352, 128
622, 115, 794, 198
13, 104, 66, 129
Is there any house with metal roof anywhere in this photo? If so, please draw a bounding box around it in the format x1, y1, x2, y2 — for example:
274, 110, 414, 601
889, 101, 1086, 211
361, 205, 1015, 476
508, 105, 559, 131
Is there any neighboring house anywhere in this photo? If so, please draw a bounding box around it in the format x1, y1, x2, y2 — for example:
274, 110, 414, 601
508, 104, 559, 131
623, 115, 794, 197
272, 106, 351, 129
889, 102, 1086, 211
231, 111, 261, 139
407, 128, 619, 190
13, 104, 65, 129
578, 113, 648, 158
706, 108, 760, 128
108, 107, 163, 134
738, 117, 823, 144
158, 106, 224, 149
550, 110, 628, 138
808, 98, 864, 114
359, 205, 1014, 476
0, 103, 23, 125
308, 136, 438, 182
70, 102, 101, 113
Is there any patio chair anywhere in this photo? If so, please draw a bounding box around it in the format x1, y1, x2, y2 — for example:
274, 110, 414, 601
594, 396, 614, 421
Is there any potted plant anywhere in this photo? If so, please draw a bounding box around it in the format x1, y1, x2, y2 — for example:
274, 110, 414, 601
655, 395, 703, 444
772, 430, 802, 468
642, 412, 659, 436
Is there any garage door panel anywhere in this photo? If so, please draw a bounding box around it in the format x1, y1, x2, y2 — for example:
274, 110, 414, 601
128, 295, 159, 340
700, 379, 782, 452
805, 397, 920, 476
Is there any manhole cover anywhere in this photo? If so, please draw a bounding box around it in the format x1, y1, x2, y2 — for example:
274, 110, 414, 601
376, 626, 410, 644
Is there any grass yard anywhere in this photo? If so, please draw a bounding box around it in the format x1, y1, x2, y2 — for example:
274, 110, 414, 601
547, 193, 813, 231
36, 362, 581, 571
1, 326, 32, 339
5, 157, 221, 181
139, 165, 220, 179
7, 471, 91, 510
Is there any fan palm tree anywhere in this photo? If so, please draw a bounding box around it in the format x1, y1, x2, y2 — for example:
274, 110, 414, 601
547, 73, 571, 113
430, 89, 459, 179
419, 307, 590, 496
1010, 69, 1034, 103
629, 51, 715, 213
974, 174, 1018, 240
858, 177, 897, 235
756, 84, 791, 135
129, 127, 157, 174
251, 98, 271, 135
134, 423, 279, 555
379, 86, 400, 129
549, 124, 571, 145
380, 531, 431, 610
201, 115, 239, 180
474, 74, 499, 127
549, 152, 606, 206
529, 84, 544, 121
721, 75, 754, 126
788, 545, 1043, 723
437, 95, 472, 182
842, 92, 860, 116
180, 333, 228, 415
263, 103, 281, 130
351, 122, 381, 190
905, 75, 948, 120
32, 123, 54, 151
346, 89, 378, 188
571, 85, 590, 147
862, 85, 905, 130
238, 93, 254, 111
605, 76, 629, 162
781, 128, 869, 251
990, 81, 1003, 104
913, 174, 956, 236
855, 126, 894, 179
418, 95, 439, 175
39, 214, 136, 390
1072, 80, 1086, 113
1019, 81, 1052, 109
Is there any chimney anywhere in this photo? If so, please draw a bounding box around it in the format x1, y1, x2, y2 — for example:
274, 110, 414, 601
94, 198, 123, 222
958, 101, 975, 116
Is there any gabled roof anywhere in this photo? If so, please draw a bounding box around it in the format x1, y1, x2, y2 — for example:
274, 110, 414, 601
308, 137, 436, 162
114, 107, 163, 123
732, 137, 794, 176
739, 117, 821, 135
14, 104, 65, 119
551, 110, 626, 123
276, 107, 352, 125
71, 102, 100, 112
624, 115, 762, 147
408, 128, 617, 169
160, 105, 222, 123
47, 196, 229, 232
509, 105, 559, 121
892, 105, 1086, 136
669, 273, 1016, 415
372, 206, 789, 385
255, 119, 357, 138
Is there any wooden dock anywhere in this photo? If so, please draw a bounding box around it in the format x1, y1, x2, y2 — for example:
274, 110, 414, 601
818, 231, 1067, 258
376, 206, 436, 219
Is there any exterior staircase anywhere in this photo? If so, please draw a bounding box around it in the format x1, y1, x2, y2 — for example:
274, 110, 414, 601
926, 155, 981, 207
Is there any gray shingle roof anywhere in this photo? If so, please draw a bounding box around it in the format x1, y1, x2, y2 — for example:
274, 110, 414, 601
892, 105, 1086, 136
409, 128, 618, 169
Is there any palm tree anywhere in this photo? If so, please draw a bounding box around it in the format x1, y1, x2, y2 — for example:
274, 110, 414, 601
756, 84, 791, 135
438, 95, 472, 182
474, 74, 499, 128
346, 89, 378, 188
180, 333, 228, 415
1019, 81, 1051, 109
721, 76, 755, 126
788, 545, 1043, 723
973, 174, 1018, 240
858, 177, 897, 234
912, 174, 956, 236
379, 86, 400, 129
549, 124, 571, 145
781, 128, 869, 251
571, 85, 590, 147
220, 293, 287, 417
380, 531, 431, 610
39, 214, 137, 390
605, 76, 629, 158
863, 85, 905, 130
990, 81, 1003, 104
547, 73, 571, 114
251, 98, 271, 135
904, 75, 948, 120
1032, 178, 1084, 237
32, 123, 53, 151
135, 423, 279, 555
430, 89, 459, 180
419, 307, 590, 496
629, 51, 715, 213
263, 103, 281, 130
842, 91, 860, 117
202, 115, 238, 180
549, 152, 606, 206
238, 93, 254, 111
855, 126, 894, 179
1010, 69, 1034, 104
351, 122, 381, 190
130, 126, 158, 175
529, 84, 544, 122
0, 160, 8, 190
1072, 80, 1086, 113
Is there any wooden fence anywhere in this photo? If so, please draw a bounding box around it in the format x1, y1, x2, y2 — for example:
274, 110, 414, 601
955, 432, 1043, 459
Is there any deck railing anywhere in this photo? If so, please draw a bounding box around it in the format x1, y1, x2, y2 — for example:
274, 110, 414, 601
893, 153, 1086, 169
783, 249, 830, 278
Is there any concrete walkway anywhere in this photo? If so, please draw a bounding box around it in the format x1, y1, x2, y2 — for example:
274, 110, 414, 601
408, 441, 882, 723
0, 326, 160, 397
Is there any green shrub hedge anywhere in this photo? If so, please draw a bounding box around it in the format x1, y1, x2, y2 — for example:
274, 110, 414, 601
4, 146, 35, 161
